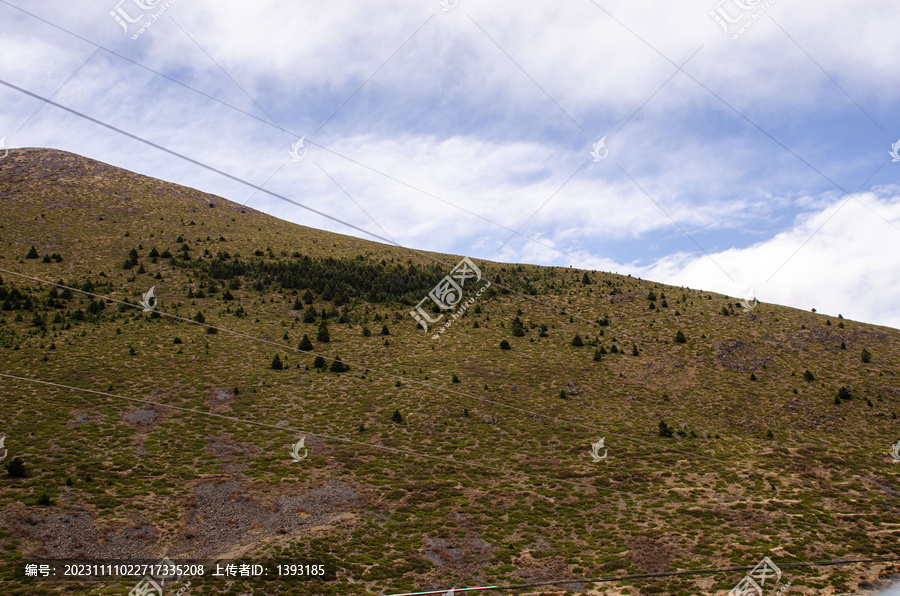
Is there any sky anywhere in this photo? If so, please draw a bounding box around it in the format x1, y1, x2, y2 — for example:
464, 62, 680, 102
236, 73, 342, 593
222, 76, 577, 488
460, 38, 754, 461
1, 0, 900, 330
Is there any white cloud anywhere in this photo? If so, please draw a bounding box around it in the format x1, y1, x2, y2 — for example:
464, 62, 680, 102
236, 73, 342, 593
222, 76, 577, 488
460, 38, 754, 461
638, 188, 900, 328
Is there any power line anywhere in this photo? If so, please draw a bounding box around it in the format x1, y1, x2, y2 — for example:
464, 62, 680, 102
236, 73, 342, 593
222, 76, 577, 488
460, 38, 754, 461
0, 265, 736, 468
0, 0, 611, 275
0, 78, 596, 330
0, 371, 636, 497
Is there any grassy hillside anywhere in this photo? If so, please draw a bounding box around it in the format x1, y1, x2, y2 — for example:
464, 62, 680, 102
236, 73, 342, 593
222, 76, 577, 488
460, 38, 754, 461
0, 148, 898, 595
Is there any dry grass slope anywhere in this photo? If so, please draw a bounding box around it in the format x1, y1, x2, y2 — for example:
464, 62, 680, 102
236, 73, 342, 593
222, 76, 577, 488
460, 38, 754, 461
0, 148, 898, 595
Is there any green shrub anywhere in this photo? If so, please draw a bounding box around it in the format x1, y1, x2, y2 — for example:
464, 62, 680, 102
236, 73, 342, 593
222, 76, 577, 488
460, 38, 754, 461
5, 457, 27, 478
658, 421, 674, 438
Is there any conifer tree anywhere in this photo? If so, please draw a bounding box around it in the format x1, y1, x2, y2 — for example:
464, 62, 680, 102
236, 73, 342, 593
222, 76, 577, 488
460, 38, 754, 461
298, 334, 313, 351
303, 306, 317, 324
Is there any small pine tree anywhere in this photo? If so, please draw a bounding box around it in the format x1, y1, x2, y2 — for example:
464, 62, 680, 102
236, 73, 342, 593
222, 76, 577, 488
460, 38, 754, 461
193, 311, 206, 324
313, 356, 326, 368
861, 348, 871, 363
25, 246, 39, 259
293, 297, 303, 310
381, 325, 390, 336
766, 430, 774, 439
302, 290, 314, 304
298, 335, 313, 351
511, 317, 525, 337
750, 373, 757, 381
803, 370, 815, 382
559, 389, 567, 399
593, 349, 602, 362
361, 326, 371, 337
391, 410, 403, 424
572, 334, 584, 347
303, 307, 318, 324
674, 330, 687, 343
500, 339, 511, 350
610, 344, 618, 354
632, 344, 639, 356
837, 386, 852, 401
329, 357, 346, 373
581, 272, 591, 284
658, 421, 674, 438
464, 408, 469, 417
452, 374, 460, 383
317, 324, 330, 343
840, 341, 846, 349
271, 354, 284, 370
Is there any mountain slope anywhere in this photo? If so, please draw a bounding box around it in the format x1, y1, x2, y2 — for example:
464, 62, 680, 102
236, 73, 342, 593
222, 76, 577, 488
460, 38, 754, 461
0, 148, 898, 595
